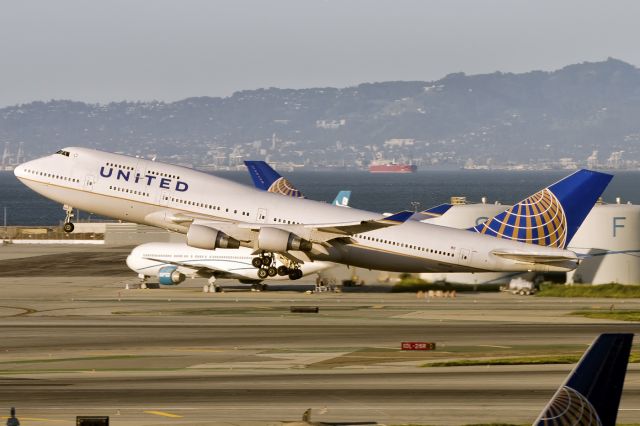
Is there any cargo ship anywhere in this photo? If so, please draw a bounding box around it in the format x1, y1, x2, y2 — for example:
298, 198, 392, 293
368, 160, 417, 173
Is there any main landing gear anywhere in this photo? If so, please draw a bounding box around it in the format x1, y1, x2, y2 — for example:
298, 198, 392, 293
251, 252, 303, 281
62, 205, 75, 233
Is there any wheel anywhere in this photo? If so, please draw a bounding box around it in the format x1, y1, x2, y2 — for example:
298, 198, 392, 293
63, 222, 74, 233
252, 257, 263, 268
288, 269, 303, 280
267, 266, 278, 277
277, 265, 289, 276
261, 256, 272, 266
257, 268, 268, 279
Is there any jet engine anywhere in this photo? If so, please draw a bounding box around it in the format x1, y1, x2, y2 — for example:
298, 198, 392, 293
257, 227, 312, 252
186, 224, 240, 250
158, 266, 186, 285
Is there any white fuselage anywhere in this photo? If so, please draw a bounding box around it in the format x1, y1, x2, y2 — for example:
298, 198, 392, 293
127, 242, 333, 282
14, 148, 577, 273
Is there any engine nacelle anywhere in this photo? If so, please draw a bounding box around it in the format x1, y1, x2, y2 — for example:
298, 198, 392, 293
158, 266, 186, 285
186, 224, 240, 250
257, 227, 312, 252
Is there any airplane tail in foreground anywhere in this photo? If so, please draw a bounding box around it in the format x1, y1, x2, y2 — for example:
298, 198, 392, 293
470, 169, 612, 248
244, 161, 304, 198
534, 333, 633, 426
332, 190, 351, 207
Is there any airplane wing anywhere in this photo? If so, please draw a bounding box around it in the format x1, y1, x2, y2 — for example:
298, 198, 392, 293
491, 249, 578, 264
306, 210, 414, 235
192, 210, 413, 242
143, 256, 211, 273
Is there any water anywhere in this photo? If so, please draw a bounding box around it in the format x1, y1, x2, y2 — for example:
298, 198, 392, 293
2, 170, 639, 226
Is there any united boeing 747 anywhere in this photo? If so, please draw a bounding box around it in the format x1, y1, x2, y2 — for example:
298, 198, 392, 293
14, 148, 611, 275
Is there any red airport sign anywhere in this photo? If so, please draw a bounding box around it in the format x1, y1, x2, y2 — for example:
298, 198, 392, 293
401, 342, 436, 351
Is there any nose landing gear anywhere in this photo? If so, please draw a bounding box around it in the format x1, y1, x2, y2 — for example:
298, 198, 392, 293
62, 205, 75, 233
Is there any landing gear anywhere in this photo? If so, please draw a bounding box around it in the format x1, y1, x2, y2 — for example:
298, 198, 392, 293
288, 268, 303, 280
253, 252, 277, 279
62, 205, 75, 233
251, 252, 303, 281
277, 265, 289, 276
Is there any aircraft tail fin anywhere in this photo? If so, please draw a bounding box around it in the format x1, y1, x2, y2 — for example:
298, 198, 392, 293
534, 333, 633, 426
332, 190, 352, 207
470, 169, 612, 248
244, 161, 304, 198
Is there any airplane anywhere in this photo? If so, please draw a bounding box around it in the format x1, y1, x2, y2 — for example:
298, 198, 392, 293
14, 147, 612, 277
126, 242, 335, 291
280, 333, 633, 426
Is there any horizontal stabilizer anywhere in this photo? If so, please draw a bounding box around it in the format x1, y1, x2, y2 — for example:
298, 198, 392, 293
411, 203, 452, 221
491, 249, 577, 264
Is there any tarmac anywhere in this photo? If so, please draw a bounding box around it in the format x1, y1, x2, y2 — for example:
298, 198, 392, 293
1, 243, 640, 425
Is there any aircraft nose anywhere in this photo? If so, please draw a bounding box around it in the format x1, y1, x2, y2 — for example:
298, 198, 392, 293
13, 162, 26, 179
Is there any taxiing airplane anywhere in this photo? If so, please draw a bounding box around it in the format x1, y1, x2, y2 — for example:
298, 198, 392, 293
126, 242, 335, 291
14, 148, 611, 276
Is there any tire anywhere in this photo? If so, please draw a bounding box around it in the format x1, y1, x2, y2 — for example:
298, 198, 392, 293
267, 266, 278, 277
262, 256, 272, 266
63, 222, 75, 233
289, 269, 303, 280
277, 266, 289, 276
257, 268, 268, 279
252, 257, 263, 268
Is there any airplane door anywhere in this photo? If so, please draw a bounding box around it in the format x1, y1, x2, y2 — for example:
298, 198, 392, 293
459, 248, 471, 265
256, 208, 267, 223
83, 175, 96, 191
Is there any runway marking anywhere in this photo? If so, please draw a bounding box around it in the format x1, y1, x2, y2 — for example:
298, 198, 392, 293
1, 416, 68, 422
144, 410, 183, 418
477, 345, 512, 349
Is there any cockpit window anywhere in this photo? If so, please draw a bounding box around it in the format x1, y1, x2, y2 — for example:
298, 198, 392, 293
56, 150, 70, 157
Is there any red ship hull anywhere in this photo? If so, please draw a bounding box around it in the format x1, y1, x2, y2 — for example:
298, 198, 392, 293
368, 164, 417, 173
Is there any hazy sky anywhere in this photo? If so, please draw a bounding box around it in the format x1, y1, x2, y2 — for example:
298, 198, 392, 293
1, 0, 639, 106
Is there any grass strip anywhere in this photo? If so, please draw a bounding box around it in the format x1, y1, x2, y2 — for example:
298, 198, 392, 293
423, 355, 581, 367
571, 310, 640, 322
537, 283, 640, 298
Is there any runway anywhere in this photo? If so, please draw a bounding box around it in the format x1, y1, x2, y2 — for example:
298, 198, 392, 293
1, 244, 640, 425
